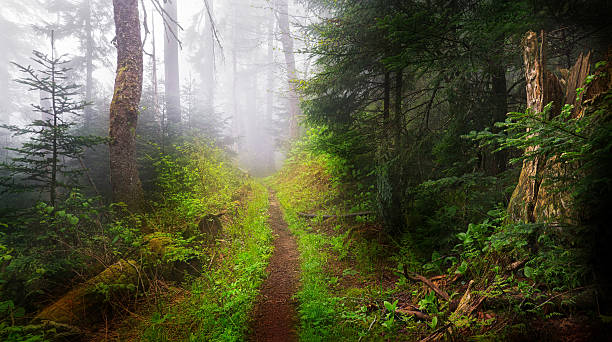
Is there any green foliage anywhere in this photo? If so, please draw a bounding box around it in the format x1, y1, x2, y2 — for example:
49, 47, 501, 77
275, 144, 427, 340
138, 182, 272, 341
466, 81, 612, 291
0, 49, 104, 205
0, 192, 119, 309
381, 299, 398, 330
144, 140, 244, 235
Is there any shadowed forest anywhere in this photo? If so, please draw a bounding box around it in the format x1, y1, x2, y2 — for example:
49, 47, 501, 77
0, 0, 611, 341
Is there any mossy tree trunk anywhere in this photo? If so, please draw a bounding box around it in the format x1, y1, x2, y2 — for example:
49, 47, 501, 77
109, 0, 144, 211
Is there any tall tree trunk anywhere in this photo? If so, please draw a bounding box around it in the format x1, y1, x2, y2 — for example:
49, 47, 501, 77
377, 70, 404, 232
394, 70, 403, 149
151, 13, 160, 127
50, 32, 58, 207
203, 0, 215, 116
231, 3, 241, 152
164, 0, 181, 130
110, 0, 144, 211
84, 0, 94, 131
383, 72, 390, 121
276, 0, 300, 139
263, 16, 275, 173
486, 38, 509, 175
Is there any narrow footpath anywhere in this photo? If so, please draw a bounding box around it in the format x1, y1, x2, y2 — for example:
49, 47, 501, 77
250, 191, 300, 341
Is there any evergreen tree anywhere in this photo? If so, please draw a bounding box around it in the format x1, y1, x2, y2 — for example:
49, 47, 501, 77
0, 37, 103, 206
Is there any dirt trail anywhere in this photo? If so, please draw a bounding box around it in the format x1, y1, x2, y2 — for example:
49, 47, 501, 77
250, 191, 300, 342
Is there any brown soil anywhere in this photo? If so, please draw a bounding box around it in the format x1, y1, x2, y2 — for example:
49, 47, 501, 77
249, 191, 300, 342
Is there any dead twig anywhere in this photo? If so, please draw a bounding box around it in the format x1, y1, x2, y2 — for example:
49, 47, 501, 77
403, 265, 450, 301
297, 211, 375, 219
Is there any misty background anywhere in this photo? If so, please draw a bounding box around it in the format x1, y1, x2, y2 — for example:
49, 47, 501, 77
0, 0, 311, 194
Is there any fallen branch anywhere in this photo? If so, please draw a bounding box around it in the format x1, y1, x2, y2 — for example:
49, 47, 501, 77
419, 280, 488, 341
297, 211, 375, 219
396, 307, 431, 321
403, 265, 450, 301
450, 280, 486, 320
505, 258, 528, 272
419, 323, 453, 342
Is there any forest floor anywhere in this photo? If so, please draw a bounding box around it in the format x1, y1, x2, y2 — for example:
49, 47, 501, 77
249, 191, 300, 342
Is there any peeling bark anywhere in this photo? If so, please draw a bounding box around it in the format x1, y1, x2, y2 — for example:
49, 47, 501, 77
508, 31, 596, 223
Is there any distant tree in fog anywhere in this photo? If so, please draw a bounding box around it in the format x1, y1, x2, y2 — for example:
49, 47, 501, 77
275, 0, 301, 139
164, 0, 181, 131
0, 43, 103, 206
36, 0, 113, 130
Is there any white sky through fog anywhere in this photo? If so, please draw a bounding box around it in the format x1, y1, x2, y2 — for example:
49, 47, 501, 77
2, 0, 213, 96
2, 0, 308, 131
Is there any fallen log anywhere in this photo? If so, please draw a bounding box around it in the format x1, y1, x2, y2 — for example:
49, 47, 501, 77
297, 211, 375, 219
33, 234, 181, 327
34, 259, 141, 326
403, 266, 450, 302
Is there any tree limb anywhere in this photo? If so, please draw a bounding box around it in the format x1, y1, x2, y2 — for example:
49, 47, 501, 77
403, 265, 450, 301
297, 211, 375, 219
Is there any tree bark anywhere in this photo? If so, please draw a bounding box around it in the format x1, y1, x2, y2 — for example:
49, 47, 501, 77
151, 13, 160, 126
84, 0, 94, 131
383, 72, 390, 121
394, 70, 403, 149
110, 0, 144, 211
276, 0, 300, 139
164, 0, 181, 130
262, 14, 275, 173
486, 54, 508, 174
507, 31, 591, 223
202, 0, 215, 117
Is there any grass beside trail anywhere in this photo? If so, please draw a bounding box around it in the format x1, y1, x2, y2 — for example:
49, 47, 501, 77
273, 153, 413, 341
137, 181, 273, 341
272, 147, 452, 341
276, 200, 345, 341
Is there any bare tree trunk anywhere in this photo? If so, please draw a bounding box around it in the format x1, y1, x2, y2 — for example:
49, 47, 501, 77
507, 31, 587, 223
231, 3, 241, 152
164, 0, 181, 131
110, 0, 144, 211
151, 13, 160, 127
203, 0, 215, 116
50, 32, 57, 207
485, 34, 509, 175
394, 70, 403, 149
383, 72, 390, 121
276, 0, 300, 139
84, 0, 93, 131
263, 16, 275, 172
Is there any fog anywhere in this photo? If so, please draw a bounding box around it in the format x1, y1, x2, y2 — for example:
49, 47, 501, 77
0, 0, 311, 177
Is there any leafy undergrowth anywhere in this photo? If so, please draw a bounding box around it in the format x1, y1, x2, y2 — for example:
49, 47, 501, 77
274, 149, 432, 341
273, 136, 611, 341
0, 139, 273, 341
112, 181, 273, 341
